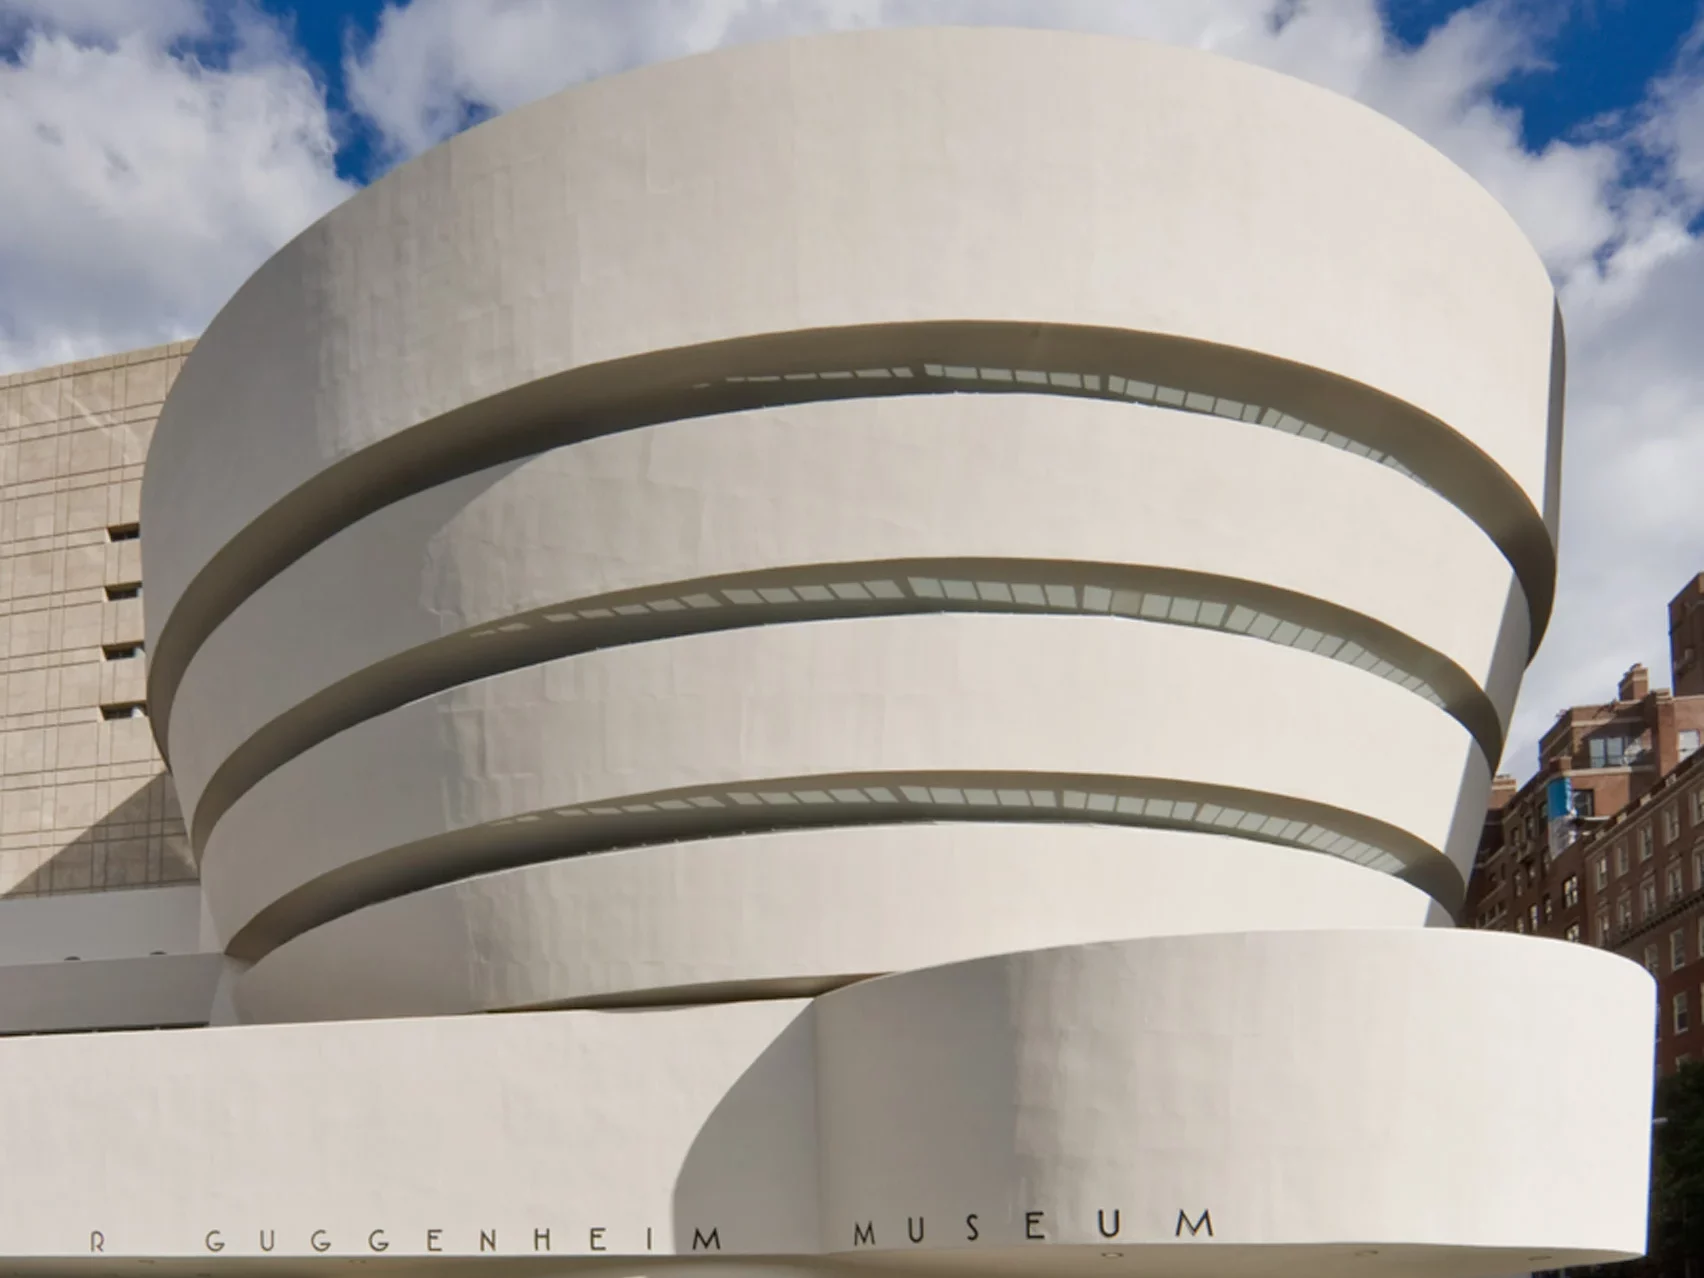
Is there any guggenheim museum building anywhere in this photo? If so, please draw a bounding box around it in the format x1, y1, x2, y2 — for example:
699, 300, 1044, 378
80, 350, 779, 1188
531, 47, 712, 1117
0, 24, 1659, 1278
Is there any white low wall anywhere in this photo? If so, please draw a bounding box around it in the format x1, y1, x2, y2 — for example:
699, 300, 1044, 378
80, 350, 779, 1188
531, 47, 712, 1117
0, 930, 1652, 1272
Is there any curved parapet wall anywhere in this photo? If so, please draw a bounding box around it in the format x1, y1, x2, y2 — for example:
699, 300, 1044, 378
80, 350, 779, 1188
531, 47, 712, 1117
197, 611, 1493, 966
232, 826, 1442, 1023
164, 399, 1530, 861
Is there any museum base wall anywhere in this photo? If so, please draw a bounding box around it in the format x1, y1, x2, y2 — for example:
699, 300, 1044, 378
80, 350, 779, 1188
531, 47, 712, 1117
0, 929, 1652, 1277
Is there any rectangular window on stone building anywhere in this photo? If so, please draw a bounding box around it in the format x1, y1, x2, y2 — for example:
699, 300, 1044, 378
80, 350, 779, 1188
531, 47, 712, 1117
1644, 880, 1659, 918
1596, 855, 1609, 890
1665, 807, 1682, 842
107, 522, 139, 542
1677, 992, 1691, 1035
1674, 929, 1688, 970
104, 582, 140, 601
1563, 875, 1580, 908
1617, 843, 1630, 876
99, 701, 146, 720
1641, 827, 1655, 861
101, 642, 142, 661
1620, 896, 1634, 931
1670, 865, 1686, 903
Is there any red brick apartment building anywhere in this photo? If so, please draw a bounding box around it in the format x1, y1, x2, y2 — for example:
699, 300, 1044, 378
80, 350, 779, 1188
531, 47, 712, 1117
1464, 575, 1704, 1075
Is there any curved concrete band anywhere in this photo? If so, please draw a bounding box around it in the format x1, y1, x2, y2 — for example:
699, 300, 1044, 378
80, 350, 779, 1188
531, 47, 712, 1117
141, 26, 1562, 750
201, 615, 1490, 958
166, 399, 1528, 847
232, 825, 1442, 1023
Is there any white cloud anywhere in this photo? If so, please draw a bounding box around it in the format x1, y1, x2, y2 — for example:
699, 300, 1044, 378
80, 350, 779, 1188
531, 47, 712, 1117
0, 0, 209, 45
344, 0, 756, 161
5, 0, 1704, 782
0, 2, 352, 371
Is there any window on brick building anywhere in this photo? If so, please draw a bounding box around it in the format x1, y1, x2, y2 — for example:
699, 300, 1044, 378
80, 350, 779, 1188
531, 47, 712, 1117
1648, 944, 1662, 973
1677, 992, 1692, 1035
1620, 896, 1634, 931
1643, 879, 1659, 918
1563, 875, 1580, 908
1543, 894, 1553, 921
1565, 921, 1582, 943
1682, 730, 1702, 762
1597, 911, 1610, 944
1665, 806, 1682, 843
1670, 865, 1686, 903
1696, 848, 1704, 892
1575, 788, 1597, 818
1529, 904, 1540, 931
1591, 735, 1631, 767
1674, 929, 1688, 970
1595, 855, 1609, 890
1692, 787, 1704, 825
1516, 916, 1526, 934
1640, 827, 1655, 861
1617, 843, 1630, 876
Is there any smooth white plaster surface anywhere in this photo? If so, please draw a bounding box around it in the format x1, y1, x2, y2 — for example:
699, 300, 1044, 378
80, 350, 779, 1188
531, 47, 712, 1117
167, 399, 1527, 840
232, 826, 1440, 1022
0, 931, 1652, 1271
200, 615, 1489, 955
141, 26, 1558, 663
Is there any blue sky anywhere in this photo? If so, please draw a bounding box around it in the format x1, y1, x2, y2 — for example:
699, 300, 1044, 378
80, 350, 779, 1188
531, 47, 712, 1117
3, 0, 1704, 778
237, 0, 1704, 178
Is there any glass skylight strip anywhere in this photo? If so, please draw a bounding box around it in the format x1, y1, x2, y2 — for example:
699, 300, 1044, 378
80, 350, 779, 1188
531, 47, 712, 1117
534, 777, 1409, 877
718, 364, 1431, 490
514, 572, 1445, 711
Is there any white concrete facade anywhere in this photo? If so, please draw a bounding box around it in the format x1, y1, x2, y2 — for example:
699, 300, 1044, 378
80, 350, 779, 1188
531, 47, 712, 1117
0, 25, 1654, 1277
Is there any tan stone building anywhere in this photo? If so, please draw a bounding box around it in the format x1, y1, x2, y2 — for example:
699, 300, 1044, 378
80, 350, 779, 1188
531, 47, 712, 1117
1, 343, 194, 898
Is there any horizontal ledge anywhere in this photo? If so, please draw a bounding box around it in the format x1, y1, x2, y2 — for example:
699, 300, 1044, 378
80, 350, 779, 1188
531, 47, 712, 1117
184, 558, 1504, 853
215, 770, 1463, 963
148, 319, 1555, 763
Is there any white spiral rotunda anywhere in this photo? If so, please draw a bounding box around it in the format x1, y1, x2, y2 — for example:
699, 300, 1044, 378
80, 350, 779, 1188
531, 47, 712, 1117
0, 25, 1655, 1277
